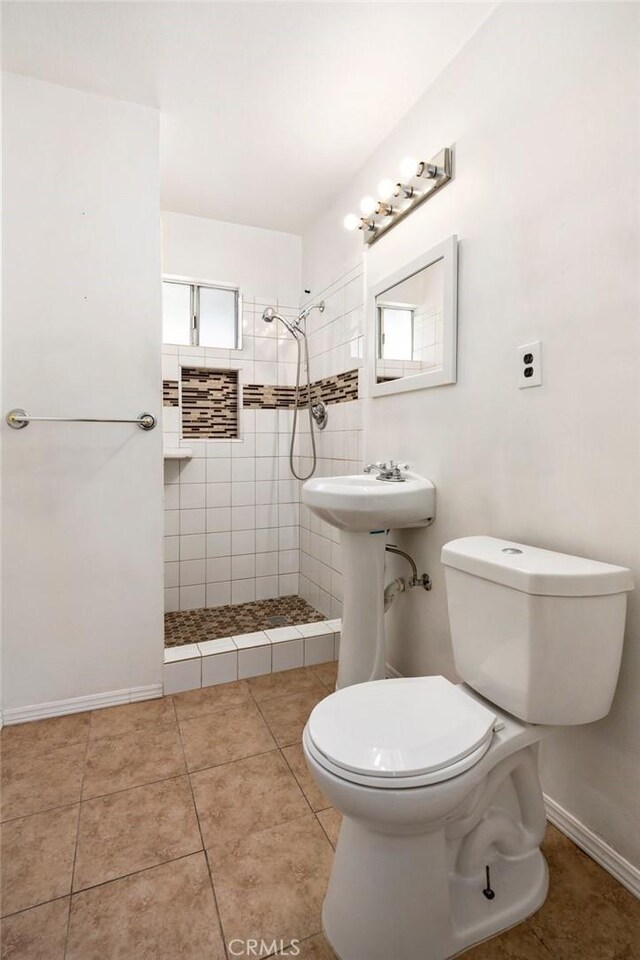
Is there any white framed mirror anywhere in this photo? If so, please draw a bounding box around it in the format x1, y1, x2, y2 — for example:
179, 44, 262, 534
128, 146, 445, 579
367, 235, 458, 397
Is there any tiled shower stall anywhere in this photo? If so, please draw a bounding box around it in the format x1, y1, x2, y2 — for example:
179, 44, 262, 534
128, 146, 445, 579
162, 259, 365, 636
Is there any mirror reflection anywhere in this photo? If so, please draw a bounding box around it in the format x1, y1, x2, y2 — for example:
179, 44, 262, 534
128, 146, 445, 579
375, 258, 444, 383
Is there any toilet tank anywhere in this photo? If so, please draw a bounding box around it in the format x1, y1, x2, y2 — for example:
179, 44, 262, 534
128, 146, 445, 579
441, 537, 634, 725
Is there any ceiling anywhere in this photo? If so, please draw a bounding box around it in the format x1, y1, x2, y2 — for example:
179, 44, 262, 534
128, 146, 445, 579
2, 2, 495, 234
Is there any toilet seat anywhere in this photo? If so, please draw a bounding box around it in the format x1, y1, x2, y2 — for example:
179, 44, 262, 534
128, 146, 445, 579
305, 676, 497, 789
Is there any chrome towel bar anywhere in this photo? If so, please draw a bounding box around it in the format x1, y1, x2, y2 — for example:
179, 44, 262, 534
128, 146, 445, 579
6, 408, 157, 431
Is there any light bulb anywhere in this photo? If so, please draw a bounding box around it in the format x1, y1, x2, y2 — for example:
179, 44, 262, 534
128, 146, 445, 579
377, 179, 395, 202
359, 195, 377, 217
343, 213, 360, 232
399, 156, 420, 181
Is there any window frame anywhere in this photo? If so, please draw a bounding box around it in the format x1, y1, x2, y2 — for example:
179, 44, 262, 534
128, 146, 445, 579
377, 301, 415, 361
162, 274, 242, 350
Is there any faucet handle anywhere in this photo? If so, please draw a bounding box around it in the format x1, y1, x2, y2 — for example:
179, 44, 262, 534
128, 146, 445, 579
364, 462, 385, 474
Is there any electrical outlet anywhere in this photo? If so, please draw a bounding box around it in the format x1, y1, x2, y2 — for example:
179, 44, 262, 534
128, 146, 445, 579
517, 340, 542, 388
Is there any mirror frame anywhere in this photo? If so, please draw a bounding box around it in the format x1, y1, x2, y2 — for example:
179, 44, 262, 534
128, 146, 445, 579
367, 235, 458, 398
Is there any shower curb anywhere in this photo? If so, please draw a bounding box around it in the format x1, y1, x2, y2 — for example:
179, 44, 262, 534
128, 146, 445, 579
163, 620, 341, 694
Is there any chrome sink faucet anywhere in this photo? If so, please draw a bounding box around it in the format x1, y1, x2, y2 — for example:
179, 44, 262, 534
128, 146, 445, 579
364, 460, 409, 482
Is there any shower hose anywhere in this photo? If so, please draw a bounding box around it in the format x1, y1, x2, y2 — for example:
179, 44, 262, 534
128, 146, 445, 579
289, 321, 318, 482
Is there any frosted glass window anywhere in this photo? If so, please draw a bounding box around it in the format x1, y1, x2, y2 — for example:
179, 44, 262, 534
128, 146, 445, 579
162, 281, 192, 345
379, 307, 413, 361
198, 286, 238, 349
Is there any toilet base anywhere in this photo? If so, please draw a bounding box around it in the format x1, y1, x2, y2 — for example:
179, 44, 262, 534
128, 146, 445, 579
322, 816, 548, 960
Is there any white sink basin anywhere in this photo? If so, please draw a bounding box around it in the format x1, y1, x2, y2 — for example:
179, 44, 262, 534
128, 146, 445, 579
302, 471, 436, 532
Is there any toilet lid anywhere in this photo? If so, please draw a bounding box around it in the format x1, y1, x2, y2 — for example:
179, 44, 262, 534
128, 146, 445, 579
306, 676, 496, 782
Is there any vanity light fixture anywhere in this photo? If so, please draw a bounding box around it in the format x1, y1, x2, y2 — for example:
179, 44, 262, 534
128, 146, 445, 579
343, 213, 377, 234
344, 146, 453, 246
377, 179, 396, 201
360, 195, 377, 217
399, 156, 444, 181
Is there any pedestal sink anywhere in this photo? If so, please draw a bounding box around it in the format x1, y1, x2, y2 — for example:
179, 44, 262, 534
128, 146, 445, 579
302, 469, 436, 688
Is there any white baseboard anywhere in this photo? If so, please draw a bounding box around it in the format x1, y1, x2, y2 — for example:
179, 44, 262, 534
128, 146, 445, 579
544, 795, 640, 898
2, 684, 163, 725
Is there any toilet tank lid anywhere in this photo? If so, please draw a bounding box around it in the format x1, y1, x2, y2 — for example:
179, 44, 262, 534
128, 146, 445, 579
441, 537, 634, 597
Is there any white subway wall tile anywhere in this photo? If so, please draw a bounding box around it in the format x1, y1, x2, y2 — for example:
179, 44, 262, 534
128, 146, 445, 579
180, 458, 206, 484
232, 578, 255, 604
255, 575, 279, 600
206, 557, 231, 583
206, 531, 231, 557
180, 484, 206, 510
179, 584, 206, 610
206, 507, 232, 532
180, 558, 206, 585
206, 581, 231, 606
180, 534, 206, 561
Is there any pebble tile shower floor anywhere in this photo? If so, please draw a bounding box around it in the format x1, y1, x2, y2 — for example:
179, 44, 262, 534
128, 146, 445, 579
164, 596, 325, 647
1, 663, 639, 959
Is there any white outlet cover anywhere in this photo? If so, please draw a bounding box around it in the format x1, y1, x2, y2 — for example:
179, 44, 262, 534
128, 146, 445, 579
518, 341, 542, 388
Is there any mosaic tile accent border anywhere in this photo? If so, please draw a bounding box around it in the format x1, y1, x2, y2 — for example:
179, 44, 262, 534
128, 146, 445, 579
164, 596, 325, 647
306, 369, 359, 406
181, 367, 238, 439
164, 368, 359, 433
243, 369, 359, 410
163, 379, 179, 407
242, 384, 298, 409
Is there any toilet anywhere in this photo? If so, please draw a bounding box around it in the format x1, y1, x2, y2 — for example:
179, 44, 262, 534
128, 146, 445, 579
302, 536, 634, 960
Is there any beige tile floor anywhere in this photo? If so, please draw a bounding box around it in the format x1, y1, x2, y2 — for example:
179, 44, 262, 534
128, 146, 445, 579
0, 664, 638, 959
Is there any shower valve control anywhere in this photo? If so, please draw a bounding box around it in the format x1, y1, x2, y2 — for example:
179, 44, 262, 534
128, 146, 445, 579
517, 341, 543, 388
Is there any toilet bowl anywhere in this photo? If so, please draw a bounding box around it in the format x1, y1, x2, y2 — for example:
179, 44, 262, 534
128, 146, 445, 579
303, 537, 633, 960
303, 677, 549, 960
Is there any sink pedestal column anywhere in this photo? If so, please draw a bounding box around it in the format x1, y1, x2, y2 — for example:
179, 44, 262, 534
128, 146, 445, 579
337, 530, 387, 688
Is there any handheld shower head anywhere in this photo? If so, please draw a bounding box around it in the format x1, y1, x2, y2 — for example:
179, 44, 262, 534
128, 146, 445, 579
262, 307, 300, 338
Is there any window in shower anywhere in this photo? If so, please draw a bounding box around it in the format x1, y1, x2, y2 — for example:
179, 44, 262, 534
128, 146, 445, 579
162, 278, 240, 349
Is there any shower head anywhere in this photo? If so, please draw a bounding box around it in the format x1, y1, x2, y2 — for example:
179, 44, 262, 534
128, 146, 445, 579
262, 306, 300, 338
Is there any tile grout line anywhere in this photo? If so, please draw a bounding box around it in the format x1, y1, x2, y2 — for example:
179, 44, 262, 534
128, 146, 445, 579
525, 920, 556, 958
174, 697, 231, 960
0, 891, 71, 922
63, 724, 92, 960
86, 716, 179, 744
61, 851, 207, 903
277, 745, 316, 818
315, 811, 337, 851
1, 797, 81, 827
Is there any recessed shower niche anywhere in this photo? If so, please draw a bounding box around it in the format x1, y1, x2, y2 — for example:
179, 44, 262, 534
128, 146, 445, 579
181, 366, 239, 440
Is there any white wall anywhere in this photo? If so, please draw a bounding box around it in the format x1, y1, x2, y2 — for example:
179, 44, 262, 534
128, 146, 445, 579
161, 212, 304, 610
162, 211, 301, 307
2, 74, 163, 715
302, 3, 640, 868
